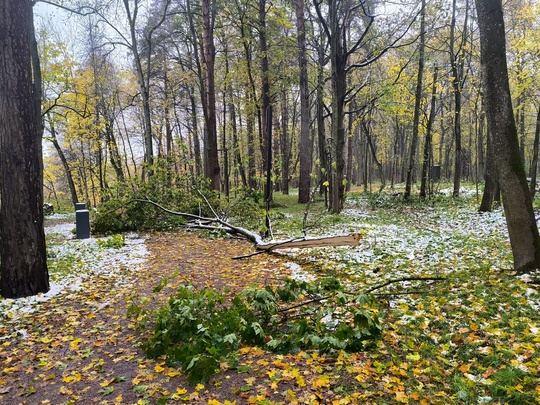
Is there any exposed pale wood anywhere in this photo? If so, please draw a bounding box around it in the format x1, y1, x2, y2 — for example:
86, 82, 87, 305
256, 233, 362, 251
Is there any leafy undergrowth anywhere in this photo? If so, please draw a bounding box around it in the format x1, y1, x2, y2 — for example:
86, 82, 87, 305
132, 278, 381, 385
1, 191, 540, 404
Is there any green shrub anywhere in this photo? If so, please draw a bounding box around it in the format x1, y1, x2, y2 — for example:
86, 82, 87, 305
92, 159, 220, 234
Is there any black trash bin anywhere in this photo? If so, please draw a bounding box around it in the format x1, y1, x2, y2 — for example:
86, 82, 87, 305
75, 203, 90, 239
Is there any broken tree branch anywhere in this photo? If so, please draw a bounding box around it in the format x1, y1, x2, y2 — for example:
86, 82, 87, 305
364, 276, 446, 294
131, 198, 364, 257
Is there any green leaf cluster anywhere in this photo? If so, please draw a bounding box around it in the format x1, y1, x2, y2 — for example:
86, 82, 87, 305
96, 234, 126, 249
131, 277, 381, 384
92, 159, 219, 234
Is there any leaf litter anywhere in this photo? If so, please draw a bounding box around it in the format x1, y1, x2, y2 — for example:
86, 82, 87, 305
1, 194, 540, 404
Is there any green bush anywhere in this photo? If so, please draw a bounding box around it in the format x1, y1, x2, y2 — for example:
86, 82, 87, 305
129, 277, 382, 384
226, 187, 264, 229
92, 160, 220, 234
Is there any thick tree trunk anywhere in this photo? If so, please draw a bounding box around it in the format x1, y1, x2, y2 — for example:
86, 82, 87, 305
201, 0, 220, 191
328, 0, 347, 213
259, 0, 271, 201
0, 0, 49, 298
476, 0, 540, 273
297, 0, 312, 203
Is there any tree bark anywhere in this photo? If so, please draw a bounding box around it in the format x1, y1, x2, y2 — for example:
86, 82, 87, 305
476, 0, 540, 273
297, 0, 312, 203
280, 89, 291, 194
200, 0, 220, 191
420, 65, 438, 198
528, 108, 540, 199
404, 0, 426, 200
0, 0, 49, 298
449, 0, 469, 197
259, 0, 271, 201
316, 39, 328, 204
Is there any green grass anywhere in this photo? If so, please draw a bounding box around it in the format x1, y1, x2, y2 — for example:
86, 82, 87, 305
258, 186, 540, 403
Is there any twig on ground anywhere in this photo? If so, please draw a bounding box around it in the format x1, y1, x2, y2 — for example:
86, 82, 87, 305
364, 276, 446, 294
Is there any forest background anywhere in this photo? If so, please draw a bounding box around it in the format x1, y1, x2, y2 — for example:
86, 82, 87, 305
34, 0, 540, 216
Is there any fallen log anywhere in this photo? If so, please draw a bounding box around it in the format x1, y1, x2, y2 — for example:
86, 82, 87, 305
256, 233, 363, 251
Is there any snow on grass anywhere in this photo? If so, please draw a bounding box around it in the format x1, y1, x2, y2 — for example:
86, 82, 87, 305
284, 261, 315, 282
290, 194, 513, 295
0, 223, 149, 320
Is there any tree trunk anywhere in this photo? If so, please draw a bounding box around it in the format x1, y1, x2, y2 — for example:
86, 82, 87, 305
405, 0, 426, 200
529, 108, 540, 198
328, 0, 347, 212
297, 0, 311, 203
259, 0, 271, 200
0, 0, 49, 298
450, 0, 469, 197
224, 45, 247, 188
280, 89, 291, 195
420, 65, 438, 198
246, 91, 258, 189
123, 0, 153, 171
47, 120, 79, 206
476, 0, 540, 273
346, 101, 355, 192
362, 117, 385, 191
316, 41, 328, 203
201, 0, 220, 191
104, 118, 125, 182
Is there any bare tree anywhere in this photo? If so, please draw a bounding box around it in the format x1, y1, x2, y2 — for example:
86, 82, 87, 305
313, 0, 416, 212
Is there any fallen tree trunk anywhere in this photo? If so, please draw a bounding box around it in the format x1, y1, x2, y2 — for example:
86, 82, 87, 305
256, 233, 363, 251
132, 198, 364, 256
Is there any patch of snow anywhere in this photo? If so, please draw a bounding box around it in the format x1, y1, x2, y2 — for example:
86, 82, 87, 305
45, 222, 76, 239
284, 261, 315, 282
0, 230, 149, 319
45, 213, 74, 221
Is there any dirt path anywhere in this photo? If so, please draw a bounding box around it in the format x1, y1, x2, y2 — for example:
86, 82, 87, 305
0, 231, 300, 404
